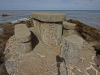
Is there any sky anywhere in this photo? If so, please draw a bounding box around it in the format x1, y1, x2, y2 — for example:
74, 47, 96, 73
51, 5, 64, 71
0, 0, 100, 10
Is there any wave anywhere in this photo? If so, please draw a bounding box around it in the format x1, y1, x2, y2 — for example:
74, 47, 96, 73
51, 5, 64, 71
11, 18, 29, 24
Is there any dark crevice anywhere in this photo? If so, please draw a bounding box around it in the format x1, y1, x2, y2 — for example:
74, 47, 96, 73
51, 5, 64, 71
33, 18, 63, 24
30, 31, 39, 50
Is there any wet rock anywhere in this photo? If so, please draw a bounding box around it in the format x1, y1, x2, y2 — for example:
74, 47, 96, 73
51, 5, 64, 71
0, 22, 15, 42
2, 14, 9, 17
68, 19, 100, 42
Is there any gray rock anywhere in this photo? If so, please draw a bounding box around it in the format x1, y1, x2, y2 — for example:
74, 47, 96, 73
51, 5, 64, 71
63, 29, 76, 37
63, 21, 76, 30
33, 19, 62, 46
5, 59, 16, 75
60, 34, 83, 64
31, 12, 66, 22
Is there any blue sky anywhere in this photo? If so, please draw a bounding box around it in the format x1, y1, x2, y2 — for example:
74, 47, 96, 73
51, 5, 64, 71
0, 0, 100, 10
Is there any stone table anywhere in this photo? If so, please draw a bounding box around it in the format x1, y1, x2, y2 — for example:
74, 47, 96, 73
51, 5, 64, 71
31, 12, 66, 46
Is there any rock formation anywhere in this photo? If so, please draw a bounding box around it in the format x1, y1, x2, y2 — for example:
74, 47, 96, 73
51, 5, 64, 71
1, 12, 100, 75
68, 19, 100, 42
60, 34, 83, 64
2, 14, 9, 17
4, 24, 32, 75
63, 21, 76, 37
31, 12, 66, 46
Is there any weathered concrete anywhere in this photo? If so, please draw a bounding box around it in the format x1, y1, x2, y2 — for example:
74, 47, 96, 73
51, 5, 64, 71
33, 19, 62, 46
4, 35, 32, 75
14, 24, 32, 53
63, 21, 76, 37
63, 29, 75, 37
32, 12, 66, 46
63, 21, 76, 30
15, 24, 31, 42
31, 12, 66, 22
60, 34, 83, 64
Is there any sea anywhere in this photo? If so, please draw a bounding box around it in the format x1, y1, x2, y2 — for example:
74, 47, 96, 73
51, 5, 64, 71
0, 10, 100, 30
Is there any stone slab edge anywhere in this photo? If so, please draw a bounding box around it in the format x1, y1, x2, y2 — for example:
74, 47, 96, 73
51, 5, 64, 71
31, 12, 66, 22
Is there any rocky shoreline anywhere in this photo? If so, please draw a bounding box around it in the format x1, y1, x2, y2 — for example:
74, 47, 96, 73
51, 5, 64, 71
0, 12, 100, 75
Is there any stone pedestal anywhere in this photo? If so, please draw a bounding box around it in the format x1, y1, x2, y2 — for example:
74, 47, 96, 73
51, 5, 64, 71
4, 24, 32, 75
60, 35, 83, 64
63, 21, 76, 37
15, 24, 32, 53
31, 12, 66, 46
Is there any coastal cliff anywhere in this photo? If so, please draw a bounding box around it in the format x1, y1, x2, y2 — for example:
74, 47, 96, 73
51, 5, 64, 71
0, 12, 100, 75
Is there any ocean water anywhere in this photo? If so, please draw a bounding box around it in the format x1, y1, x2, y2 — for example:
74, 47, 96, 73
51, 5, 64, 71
0, 10, 100, 30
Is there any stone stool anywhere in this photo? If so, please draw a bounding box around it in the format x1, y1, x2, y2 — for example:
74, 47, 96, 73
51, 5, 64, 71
63, 21, 76, 37
15, 24, 32, 53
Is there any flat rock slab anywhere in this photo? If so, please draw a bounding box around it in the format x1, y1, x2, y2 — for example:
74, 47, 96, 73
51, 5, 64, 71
15, 24, 31, 42
31, 12, 66, 22
63, 21, 76, 29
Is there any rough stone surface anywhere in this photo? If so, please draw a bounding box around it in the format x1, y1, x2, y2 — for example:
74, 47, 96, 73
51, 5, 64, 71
87, 67, 97, 75
60, 34, 83, 64
68, 19, 100, 41
4, 34, 61, 75
31, 12, 66, 22
33, 19, 62, 46
63, 21, 76, 30
15, 24, 31, 42
63, 29, 76, 37
4, 35, 32, 75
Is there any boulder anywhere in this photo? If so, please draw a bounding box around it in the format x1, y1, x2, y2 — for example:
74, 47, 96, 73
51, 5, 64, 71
68, 19, 100, 41
2, 14, 9, 17
0, 22, 15, 42
60, 34, 83, 64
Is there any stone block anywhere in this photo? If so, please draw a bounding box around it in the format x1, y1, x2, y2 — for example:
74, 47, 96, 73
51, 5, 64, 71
60, 34, 83, 64
63, 29, 75, 37
31, 12, 66, 22
15, 24, 31, 42
33, 19, 62, 46
63, 21, 76, 30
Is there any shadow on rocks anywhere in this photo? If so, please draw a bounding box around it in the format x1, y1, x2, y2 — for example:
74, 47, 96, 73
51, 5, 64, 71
56, 55, 68, 75
0, 42, 9, 75
30, 31, 39, 50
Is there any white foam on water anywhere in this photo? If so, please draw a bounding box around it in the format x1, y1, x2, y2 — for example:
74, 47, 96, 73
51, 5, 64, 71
11, 18, 29, 24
